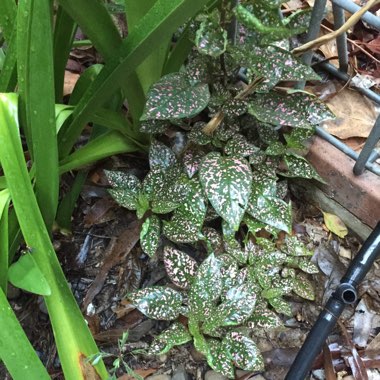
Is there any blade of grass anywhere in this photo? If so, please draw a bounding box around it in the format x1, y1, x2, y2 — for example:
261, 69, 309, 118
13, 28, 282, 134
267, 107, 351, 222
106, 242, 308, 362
58, 0, 212, 158
0, 288, 50, 380
0, 93, 107, 379
0, 22, 17, 92
0, 189, 10, 293
0, 0, 17, 42
17, 0, 59, 228
53, 6, 77, 102
59, 130, 142, 174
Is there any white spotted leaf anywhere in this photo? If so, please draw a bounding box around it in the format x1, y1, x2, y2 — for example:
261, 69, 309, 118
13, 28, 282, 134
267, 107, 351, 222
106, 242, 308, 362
247, 301, 283, 329
268, 297, 292, 315
140, 215, 161, 257
128, 286, 183, 320
281, 154, 325, 183
149, 322, 192, 355
225, 332, 264, 371
149, 140, 177, 170
248, 91, 334, 129
183, 149, 205, 178
141, 72, 210, 120
207, 339, 234, 378
163, 246, 198, 289
224, 134, 259, 157
292, 275, 315, 300
199, 152, 252, 230
189, 254, 223, 320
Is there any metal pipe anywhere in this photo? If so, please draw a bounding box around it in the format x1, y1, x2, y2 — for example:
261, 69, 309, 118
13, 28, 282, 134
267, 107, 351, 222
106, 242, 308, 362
331, 0, 380, 30
332, 3, 348, 72
353, 115, 380, 175
286, 222, 380, 380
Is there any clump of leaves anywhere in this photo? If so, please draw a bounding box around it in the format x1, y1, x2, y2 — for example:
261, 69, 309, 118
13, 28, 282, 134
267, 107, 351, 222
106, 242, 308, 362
106, 0, 334, 377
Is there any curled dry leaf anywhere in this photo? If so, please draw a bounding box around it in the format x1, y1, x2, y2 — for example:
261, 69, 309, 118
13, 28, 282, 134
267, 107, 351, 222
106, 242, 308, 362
323, 211, 348, 238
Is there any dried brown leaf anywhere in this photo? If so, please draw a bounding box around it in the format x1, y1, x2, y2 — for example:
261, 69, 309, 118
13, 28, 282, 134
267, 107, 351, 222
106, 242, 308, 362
64, 70, 80, 96
84, 198, 115, 227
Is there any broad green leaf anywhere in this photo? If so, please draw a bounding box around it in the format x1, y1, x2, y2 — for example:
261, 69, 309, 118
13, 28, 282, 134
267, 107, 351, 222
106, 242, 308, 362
219, 255, 240, 295
222, 99, 248, 117
247, 195, 292, 233
281, 154, 325, 182
268, 297, 292, 315
199, 152, 252, 230
224, 238, 248, 264
195, 11, 227, 57
149, 322, 192, 355
140, 215, 161, 257
225, 332, 264, 371
129, 286, 183, 320
248, 91, 334, 129
163, 246, 198, 289
292, 275, 315, 300
231, 45, 320, 91
106, 170, 142, 210
261, 287, 284, 300
207, 339, 234, 378
323, 211, 348, 238
0, 93, 107, 379
141, 72, 210, 120
149, 140, 177, 170
284, 127, 315, 150
8, 253, 51, 296
189, 254, 222, 320
214, 122, 239, 141
224, 134, 258, 157
0, 189, 10, 293
296, 258, 320, 274
0, 288, 50, 379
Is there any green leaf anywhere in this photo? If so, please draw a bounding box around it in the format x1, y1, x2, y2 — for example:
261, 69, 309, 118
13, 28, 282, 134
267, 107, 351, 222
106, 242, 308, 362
188, 122, 212, 145
149, 140, 177, 170
323, 211, 348, 238
195, 11, 227, 58
129, 286, 183, 320
265, 141, 286, 156
218, 254, 240, 295
8, 252, 51, 296
268, 297, 292, 315
249, 91, 334, 129
163, 246, 198, 289
261, 287, 284, 300
284, 236, 313, 257
141, 72, 210, 120
247, 195, 292, 233
281, 154, 325, 182
284, 127, 315, 150
201, 227, 223, 254
189, 254, 223, 320
199, 152, 252, 230
140, 119, 170, 134
149, 322, 192, 355
140, 215, 161, 257
0, 189, 11, 293
106, 170, 142, 211
292, 275, 315, 300
248, 302, 283, 329
207, 339, 234, 378
225, 332, 264, 371
224, 134, 259, 157
183, 149, 204, 178
296, 258, 320, 274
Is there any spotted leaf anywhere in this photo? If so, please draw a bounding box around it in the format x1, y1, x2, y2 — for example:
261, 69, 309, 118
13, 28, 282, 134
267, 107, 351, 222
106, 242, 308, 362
149, 322, 192, 355
199, 152, 252, 230
214, 121, 239, 141
224, 134, 259, 157
248, 91, 334, 129
141, 72, 210, 120
247, 195, 292, 233
140, 119, 170, 134
296, 258, 319, 274
195, 11, 227, 57
261, 287, 284, 299
189, 122, 212, 145
247, 301, 282, 329
268, 297, 292, 315
105, 170, 141, 210
281, 154, 325, 183
163, 246, 198, 289
149, 140, 177, 170
265, 141, 286, 156
222, 99, 248, 117
201, 227, 223, 254
292, 275, 315, 300
207, 339, 234, 378
189, 254, 223, 320
231, 45, 319, 91
219, 255, 240, 296
163, 179, 206, 243
225, 332, 264, 371
284, 236, 313, 257
140, 215, 161, 257
128, 286, 183, 320
284, 127, 315, 150
183, 149, 205, 178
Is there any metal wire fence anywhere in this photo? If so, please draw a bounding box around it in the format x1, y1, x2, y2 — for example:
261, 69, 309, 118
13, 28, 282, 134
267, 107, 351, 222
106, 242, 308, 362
307, 0, 380, 176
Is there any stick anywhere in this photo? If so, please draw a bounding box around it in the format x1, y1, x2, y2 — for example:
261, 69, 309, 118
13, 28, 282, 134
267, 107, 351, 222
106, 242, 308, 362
292, 0, 380, 55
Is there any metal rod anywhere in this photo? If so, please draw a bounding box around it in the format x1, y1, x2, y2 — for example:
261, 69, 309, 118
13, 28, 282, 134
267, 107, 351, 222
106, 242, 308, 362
332, 3, 348, 72
331, 0, 380, 30
353, 115, 380, 175
286, 222, 380, 379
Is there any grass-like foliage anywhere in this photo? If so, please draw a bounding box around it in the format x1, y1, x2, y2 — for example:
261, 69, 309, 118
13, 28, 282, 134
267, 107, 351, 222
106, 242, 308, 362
105, 0, 335, 377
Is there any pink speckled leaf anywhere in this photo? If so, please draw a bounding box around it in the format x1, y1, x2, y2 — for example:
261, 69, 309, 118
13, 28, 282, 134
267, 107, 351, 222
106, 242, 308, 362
225, 332, 264, 371
149, 140, 177, 170
163, 246, 198, 289
183, 149, 205, 178
128, 286, 183, 320
247, 300, 283, 329
207, 339, 234, 378
224, 134, 259, 157
141, 72, 210, 120
199, 152, 252, 230
248, 91, 334, 129
140, 215, 161, 257
281, 154, 325, 183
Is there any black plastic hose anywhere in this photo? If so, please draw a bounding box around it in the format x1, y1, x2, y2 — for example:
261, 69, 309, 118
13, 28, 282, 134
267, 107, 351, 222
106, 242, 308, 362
285, 222, 380, 380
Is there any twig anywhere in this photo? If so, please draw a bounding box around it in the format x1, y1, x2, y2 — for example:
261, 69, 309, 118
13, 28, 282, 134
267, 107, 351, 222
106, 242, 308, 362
292, 0, 380, 55
321, 23, 380, 64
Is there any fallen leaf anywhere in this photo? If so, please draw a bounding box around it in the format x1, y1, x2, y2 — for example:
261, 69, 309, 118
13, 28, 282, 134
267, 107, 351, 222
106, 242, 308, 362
323, 211, 348, 238
118, 368, 157, 380
322, 82, 379, 139
64, 70, 80, 96
84, 198, 115, 227
79, 354, 102, 380
353, 297, 376, 348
